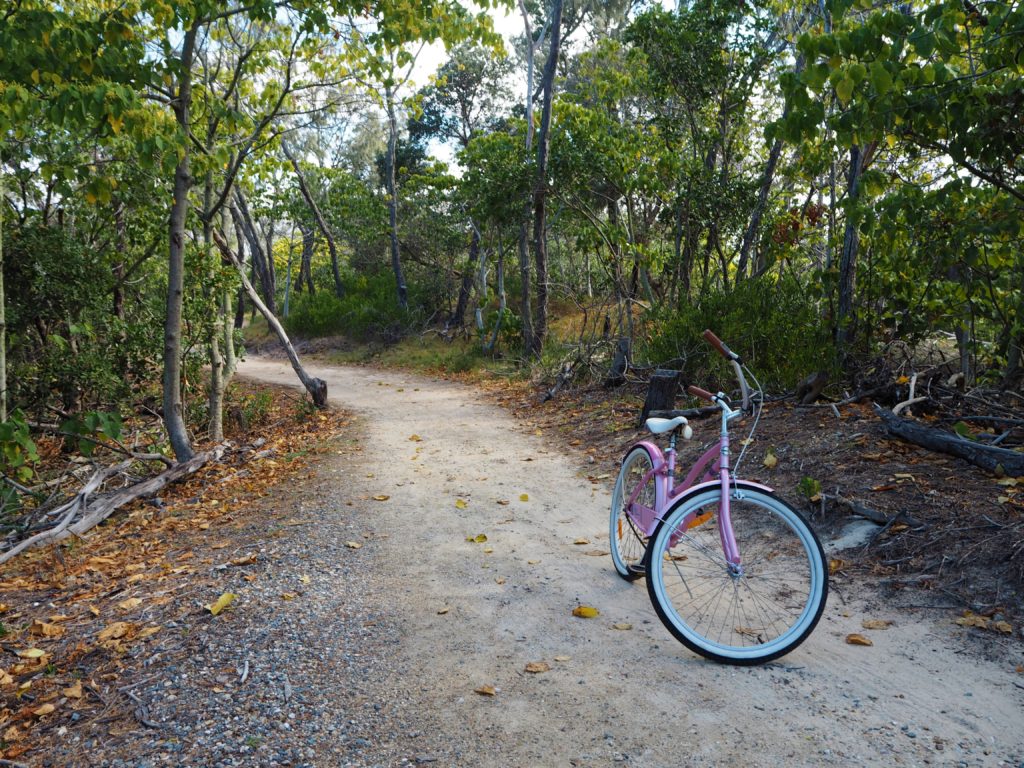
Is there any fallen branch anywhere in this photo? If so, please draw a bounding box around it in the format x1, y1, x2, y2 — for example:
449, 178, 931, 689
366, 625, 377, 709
875, 404, 1024, 476
0, 448, 223, 564
825, 492, 925, 530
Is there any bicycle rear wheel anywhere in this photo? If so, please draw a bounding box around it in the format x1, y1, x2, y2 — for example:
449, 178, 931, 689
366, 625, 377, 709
645, 486, 827, 664
609, 445, 659, 581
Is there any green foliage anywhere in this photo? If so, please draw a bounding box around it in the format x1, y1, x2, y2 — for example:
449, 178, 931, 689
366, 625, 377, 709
797, 476, 822, 501
59, 411, 124, 458
284, 271, 427, 340
644, 275, 835, 391
0, 410, 40, 484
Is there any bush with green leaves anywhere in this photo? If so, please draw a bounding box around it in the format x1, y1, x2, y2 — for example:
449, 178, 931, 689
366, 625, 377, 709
643, 275, 835, 392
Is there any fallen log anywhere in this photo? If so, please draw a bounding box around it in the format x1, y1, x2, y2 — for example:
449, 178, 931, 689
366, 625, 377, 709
874, 404, 1024, 476
825, 492, 925, 530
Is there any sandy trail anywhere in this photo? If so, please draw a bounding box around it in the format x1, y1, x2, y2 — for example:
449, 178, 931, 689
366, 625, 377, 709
240, 357, 1023, 768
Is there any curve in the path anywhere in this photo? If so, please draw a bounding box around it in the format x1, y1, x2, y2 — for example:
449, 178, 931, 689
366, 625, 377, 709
239, 357, 1023, 768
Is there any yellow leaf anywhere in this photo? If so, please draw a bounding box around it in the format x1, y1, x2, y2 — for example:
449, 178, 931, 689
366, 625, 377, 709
861, 619, 892, 630
455, 499, 468, 509
408, 434, 422, 442
524, 661, 550, 673
207, 593, 236, 616
519, 494, 529, 502
107, 113, 123, 134
63, 681, 83, 698
373, 495, 390, 501
573, 538, 590, 545
474, 685, 497, 696
31, 69, 40, 84
136, 626, 161, 640
2, 725, 21, 742
896, 375, 910, 384
89, 605, 100, 617
473, 534, 487, 543
527, 559, 540, 565
572, 605, 600, 619
33, 703, 56, 717
299, 575, 311, 584
483, 546, 494, 554
845, 633, 873, 646
996, 477, 1019, 487
30, 620, 64, 638
15, 648, 46, 659
885, 134, 897, 149
118, 597, 142, 612
993, 621, 1012, 634
345, 541, 363, 549
612, 623, 633, 630
281, 592, 298, 600
763, 449, 778, 469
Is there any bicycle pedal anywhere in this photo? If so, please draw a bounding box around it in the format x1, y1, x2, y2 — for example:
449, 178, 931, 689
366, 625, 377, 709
627, 564, 647, 577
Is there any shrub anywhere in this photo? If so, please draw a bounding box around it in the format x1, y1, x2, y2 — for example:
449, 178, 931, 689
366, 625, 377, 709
643, 275, 835, 392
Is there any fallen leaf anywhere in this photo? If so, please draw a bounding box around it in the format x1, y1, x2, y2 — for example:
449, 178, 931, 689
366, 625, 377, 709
89, 605, 101, 617
372, 495, 390, 502
612, 623, 633, 631
230, 553, 257, 566
495, 577, 506, 585
63, 681, 83, 698
861, 619, 892, 630
525, 661, 551, 673
583, 550, 608, 557
136, 626, 161, 640
117, 597, 143, 612
572, 605, 600, 619
3, 725, 22, 742
207, 593, 237, 616
408, 434, 422, 442
280, 592, 298, 600
763, 449, 778, 469
483, 546, 494, 554
32, 703, 56, 717
345, 541, 363, 549
299, 575, 311, 584
996, 477, 1019, 487
455, 499, 468, 509
527, 559, 540, 565
496, 499, 510, 506
993, 620, 1013, 634
437, 607, 450, 615
845, 633, 874, 646
30, 620, 64, 638
15, 648, 46, 659
553, 655, 571, 662
573, 538, 590, 545
519, 493, 529, 502
467, 534, 487, 543
474, 685, 496, 696
829, 558, 846, 575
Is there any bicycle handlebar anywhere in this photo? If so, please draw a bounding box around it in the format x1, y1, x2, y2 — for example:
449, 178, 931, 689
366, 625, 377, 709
687, 385, 715, 403
702, 329, 739, 362
700, 330, 751, 412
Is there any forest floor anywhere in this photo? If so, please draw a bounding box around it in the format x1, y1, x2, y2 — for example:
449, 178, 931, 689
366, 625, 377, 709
2, 352, 1023, 767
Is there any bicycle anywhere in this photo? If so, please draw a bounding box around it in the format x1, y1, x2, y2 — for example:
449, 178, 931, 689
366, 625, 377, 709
609, 330, 828, 665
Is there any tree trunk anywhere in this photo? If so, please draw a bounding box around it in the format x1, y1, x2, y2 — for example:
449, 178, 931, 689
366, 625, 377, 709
529, 0, 563, 359
204, 176, 227, 443
232, 206, 248, 328
384, 86, 408, 309
0, 164, 6, 422
282, 141, 342, 298
297, 222, 315, 294
232, 191, 275, 314
213, 230, 327, 406
836, 143, 874, 359
450, 226, 480, 330
163, 26, 198, 462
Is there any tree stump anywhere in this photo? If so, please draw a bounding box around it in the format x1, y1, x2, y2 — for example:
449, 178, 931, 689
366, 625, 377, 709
639, 369, 681, 426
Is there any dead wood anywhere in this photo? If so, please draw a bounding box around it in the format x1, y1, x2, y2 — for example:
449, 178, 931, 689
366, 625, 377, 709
0, 448, 223, 564
874, 403, 1024, 476
795, 371, 829, 404
825, 492, 925, 530
639, 369, 680, 425
213, 229, 328, 407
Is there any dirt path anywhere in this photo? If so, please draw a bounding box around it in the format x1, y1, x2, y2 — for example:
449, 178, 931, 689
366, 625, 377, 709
239, 357, 1023, 768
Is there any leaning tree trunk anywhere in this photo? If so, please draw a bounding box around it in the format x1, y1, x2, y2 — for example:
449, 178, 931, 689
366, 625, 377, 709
163, 26, 199, 462
232, 191, 276, 314
212, 231, 327, 406
282, 141, 343, 298
529, 0, 563, 360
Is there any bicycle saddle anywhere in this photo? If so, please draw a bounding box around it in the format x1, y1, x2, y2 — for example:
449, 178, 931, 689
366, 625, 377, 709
644, 416, 692, 439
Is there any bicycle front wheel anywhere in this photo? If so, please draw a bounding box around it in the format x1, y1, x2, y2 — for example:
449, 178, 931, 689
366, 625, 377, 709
610, 445, 659, 581
645, 487, 827, 664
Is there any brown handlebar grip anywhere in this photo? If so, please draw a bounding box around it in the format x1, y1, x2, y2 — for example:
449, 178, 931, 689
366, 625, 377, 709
703, 329, 732, 359
687, 385, 715, 402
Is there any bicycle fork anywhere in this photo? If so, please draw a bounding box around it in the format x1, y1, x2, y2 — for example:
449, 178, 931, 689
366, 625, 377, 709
716, 408, 743, 577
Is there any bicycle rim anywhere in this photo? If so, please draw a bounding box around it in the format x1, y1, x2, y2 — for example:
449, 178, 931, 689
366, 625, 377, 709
610, 446, 657, 580
646, 487, 827, 664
